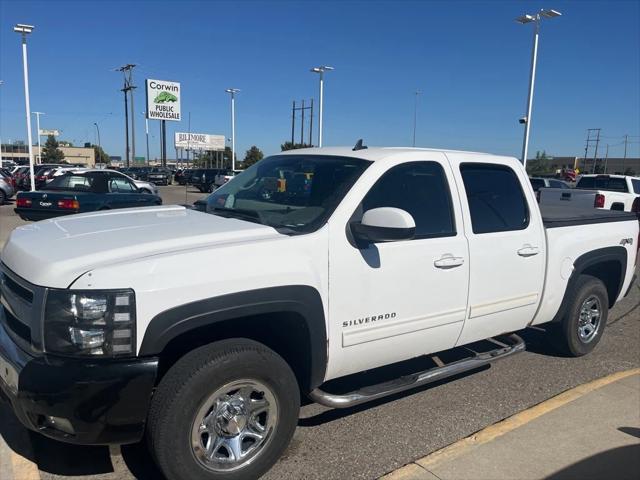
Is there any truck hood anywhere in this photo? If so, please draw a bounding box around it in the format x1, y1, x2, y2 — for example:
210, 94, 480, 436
1, 205, 281, 288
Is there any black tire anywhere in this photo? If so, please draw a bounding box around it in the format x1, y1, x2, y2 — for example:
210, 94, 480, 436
550, 274, 608, 357
207, 184, 214, 193
0, 190, 6, 205
147, 339, 300, 480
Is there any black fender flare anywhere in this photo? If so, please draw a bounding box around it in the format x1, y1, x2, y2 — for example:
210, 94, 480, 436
550, 246, 627, 323
138, 285, 327, 389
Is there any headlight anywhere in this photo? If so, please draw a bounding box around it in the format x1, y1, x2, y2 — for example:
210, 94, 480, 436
44, 289, 136, 357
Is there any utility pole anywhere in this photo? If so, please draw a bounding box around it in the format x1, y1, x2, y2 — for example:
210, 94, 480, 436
145, 114, 150, 165
14, 24, 36, 191
603, 144, 609, 173
584, 128, 601, 173
412, 90, 421, 147
592, 129, 601, 174
117, 64, 136, 167
291, 100, 313, 146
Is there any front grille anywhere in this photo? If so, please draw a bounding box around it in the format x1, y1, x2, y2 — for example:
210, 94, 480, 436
0, 264, 45, 351
3, 275, 33, 304
2, 306, 31, 344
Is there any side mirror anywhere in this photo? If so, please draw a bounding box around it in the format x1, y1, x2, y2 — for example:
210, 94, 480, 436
351, 207, 416, 244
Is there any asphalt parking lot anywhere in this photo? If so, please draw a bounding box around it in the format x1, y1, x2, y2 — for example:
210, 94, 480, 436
1, 185, 639, 480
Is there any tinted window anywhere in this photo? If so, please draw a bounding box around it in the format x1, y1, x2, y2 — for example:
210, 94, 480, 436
461, 164, 529, 234
360, 162, 455, 239
632, 179, 640, 194
47, 174, 95, 192
549, 180, 569, 189
530, 178, 545, 191
576, 176, 629, 193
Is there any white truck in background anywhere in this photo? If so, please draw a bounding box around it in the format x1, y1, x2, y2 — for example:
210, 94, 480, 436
540, 174, 640, 212
1, 146, 639, 480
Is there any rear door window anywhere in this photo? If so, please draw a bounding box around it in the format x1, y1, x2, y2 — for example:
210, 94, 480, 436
632, 179, 640, 194
461, 164, 529, 234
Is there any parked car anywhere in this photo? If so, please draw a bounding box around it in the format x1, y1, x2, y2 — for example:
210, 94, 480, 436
1, 146, 638, 480
126, 166, 152, 181
539, 174, 640, 212
191, 168, 222, 193
0, 170, 16, 204
13, 169, 162, 221
529, 177, 571, 191
147, 167, 173, 186
64, 168, 159, 196
174, 168, 192, 185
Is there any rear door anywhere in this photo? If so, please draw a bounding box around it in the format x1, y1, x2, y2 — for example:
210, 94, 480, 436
451, 158, 546, 345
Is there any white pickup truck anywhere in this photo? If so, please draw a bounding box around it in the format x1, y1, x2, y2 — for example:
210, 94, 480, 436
540, 174, 640, 212
1, 146, 638, 480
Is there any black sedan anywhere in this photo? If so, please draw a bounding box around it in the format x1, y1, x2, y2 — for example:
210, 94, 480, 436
15, 170, 162, 221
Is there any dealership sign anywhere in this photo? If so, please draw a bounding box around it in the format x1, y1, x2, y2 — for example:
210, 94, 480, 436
39, 129, 60, 136
174, 132, 225, 151
146, 79, 181, 121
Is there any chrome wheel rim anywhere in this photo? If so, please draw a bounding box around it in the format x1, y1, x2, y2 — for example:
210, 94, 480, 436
578, 295, 601, 343
190, 379, 278, 472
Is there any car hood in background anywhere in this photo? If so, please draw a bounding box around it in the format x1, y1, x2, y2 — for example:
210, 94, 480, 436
1, 205, 281, 288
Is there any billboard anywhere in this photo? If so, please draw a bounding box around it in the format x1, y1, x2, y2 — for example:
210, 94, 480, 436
146, 79, 181, 121
174, 132, 225, 151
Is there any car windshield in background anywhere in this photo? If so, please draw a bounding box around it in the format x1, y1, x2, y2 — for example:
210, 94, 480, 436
46, 173, 96, 192
576, 176, 628, 192
206, 155, 370, 234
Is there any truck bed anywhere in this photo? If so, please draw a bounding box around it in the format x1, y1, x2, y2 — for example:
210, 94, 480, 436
540, 204, 637, 228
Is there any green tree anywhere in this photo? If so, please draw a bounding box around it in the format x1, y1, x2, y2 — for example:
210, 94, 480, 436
92, 145, 110, 165
242, 146, 264, 168
41, 135, 65, 162
281, 141, 312, 151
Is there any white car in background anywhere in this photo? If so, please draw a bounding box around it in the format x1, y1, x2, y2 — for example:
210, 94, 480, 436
214, 169, 243, 188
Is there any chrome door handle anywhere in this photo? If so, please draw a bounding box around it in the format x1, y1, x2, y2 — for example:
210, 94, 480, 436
517, 245, 540, 257
434, 254, 465, 269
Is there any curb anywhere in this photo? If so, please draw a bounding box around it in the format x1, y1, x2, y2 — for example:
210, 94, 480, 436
381, 368, 640, 479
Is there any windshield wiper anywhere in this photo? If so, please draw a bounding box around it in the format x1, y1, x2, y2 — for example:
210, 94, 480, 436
210, 206, 262, 224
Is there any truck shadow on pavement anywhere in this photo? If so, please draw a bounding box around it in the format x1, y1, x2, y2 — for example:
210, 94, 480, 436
545, 444, 640, 480
0, 401, 37, 463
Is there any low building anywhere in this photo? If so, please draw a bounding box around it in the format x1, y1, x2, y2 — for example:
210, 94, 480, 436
0, 143, 96, 167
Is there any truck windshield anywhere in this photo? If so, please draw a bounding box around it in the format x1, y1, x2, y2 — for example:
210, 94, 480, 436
206, 154, 370, 234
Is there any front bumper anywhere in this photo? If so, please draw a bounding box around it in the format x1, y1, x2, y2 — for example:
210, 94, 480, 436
0, 318, 158, 445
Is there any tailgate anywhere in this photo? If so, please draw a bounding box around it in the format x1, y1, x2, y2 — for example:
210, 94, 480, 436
539, 188, 596, 208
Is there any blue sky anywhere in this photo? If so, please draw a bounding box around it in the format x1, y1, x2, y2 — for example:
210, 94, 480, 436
0, 0, 638, 161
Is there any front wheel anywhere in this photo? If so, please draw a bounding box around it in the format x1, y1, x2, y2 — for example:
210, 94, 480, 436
147, 339, 300, 480
549, 274, 608, 356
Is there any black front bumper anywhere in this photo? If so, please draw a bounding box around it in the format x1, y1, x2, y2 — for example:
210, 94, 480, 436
0, 320, 158, 445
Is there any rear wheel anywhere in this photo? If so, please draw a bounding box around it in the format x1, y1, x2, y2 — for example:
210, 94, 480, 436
0, 190, 6, 205
549, 274, 608, 356
147, 339, 300, 480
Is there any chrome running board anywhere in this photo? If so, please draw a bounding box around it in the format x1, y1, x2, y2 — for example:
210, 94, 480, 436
309, 333, 525, 409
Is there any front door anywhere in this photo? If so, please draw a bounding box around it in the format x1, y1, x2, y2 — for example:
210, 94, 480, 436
326, 157, 470, 380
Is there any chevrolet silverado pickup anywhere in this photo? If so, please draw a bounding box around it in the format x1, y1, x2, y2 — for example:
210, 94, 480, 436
1, 146, 638, 480
540, 174, 640, 212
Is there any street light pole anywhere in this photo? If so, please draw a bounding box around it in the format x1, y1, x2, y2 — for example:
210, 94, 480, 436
144, 113, 150, 166
516, 9, 561, 170
225, 88, 240, 171
310, 66, 333, 147
412, 90, 422, 147
32, 112, 44, 164
14, 24, 36, 191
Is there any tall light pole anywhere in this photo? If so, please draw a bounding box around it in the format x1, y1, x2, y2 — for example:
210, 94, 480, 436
412, 90, 422, 147
225, 88, 240, 171
516, 9, 562, 170
33, 111, 44, 164
14, 23, 36, 191
310, 66, 333, 147
93, 122, 101, 148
